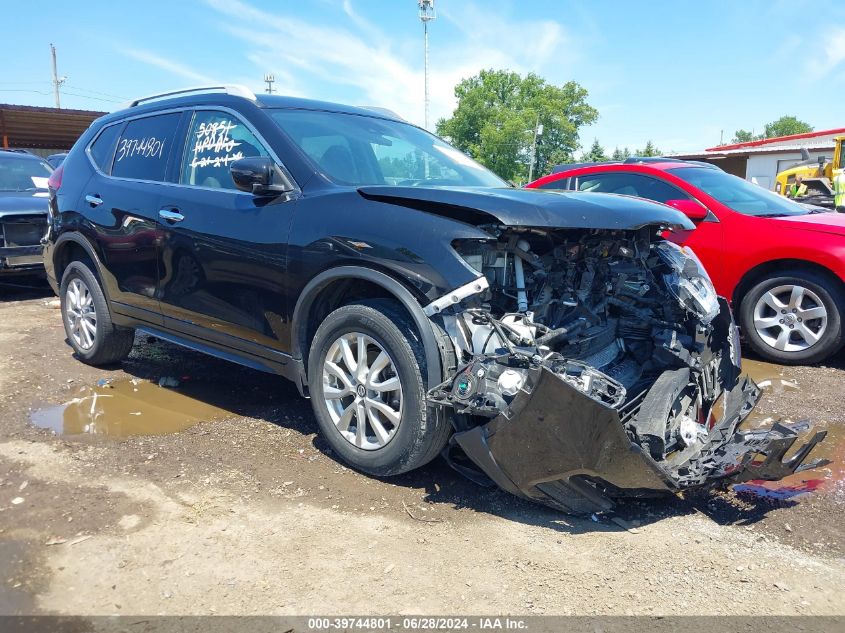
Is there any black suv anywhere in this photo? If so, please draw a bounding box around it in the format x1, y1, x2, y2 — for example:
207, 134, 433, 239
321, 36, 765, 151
44, 85, 825, 513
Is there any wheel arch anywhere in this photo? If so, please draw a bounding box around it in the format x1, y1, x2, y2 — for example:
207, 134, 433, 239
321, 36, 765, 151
732, 258, 845, 309
291, 266, 448, 393
52, 232, 108, 297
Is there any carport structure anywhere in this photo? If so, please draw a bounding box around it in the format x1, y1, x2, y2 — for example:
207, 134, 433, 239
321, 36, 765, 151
0, 103, 106, 156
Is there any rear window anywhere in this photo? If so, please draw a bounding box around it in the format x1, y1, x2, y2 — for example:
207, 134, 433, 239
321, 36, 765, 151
88, 124, 122, 173
111, 113, 181, 182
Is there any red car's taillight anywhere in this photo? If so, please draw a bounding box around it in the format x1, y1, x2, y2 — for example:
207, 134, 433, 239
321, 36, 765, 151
48, 164, 64, 191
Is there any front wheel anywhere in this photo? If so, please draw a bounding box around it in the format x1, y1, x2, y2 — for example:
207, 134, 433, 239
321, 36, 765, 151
307, 299, 451, 476
739, 270, 844, 364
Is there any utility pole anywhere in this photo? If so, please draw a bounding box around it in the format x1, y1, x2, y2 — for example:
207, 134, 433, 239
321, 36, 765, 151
50, 43, 66, 109
264, 73, 275, 95
418, 0, 436, 130
528, 116, 544, 182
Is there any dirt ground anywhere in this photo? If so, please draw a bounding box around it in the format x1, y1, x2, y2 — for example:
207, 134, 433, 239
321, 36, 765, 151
1, 280, 844, 617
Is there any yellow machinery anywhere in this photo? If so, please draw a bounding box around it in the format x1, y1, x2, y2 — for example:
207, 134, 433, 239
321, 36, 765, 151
775, 136, 844, 207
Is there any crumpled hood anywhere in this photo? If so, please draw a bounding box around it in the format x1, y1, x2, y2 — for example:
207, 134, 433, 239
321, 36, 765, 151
773, 212, 845, 237
0, 190, 49, 218
357, 186, 694, 230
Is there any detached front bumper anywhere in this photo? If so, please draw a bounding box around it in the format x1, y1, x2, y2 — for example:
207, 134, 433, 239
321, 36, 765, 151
449, 366, 828, 514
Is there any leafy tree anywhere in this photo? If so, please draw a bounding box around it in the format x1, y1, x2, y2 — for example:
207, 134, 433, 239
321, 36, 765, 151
763, 116, 813, 139
436, 69, 598, 182
729, 116, 813, 144
731, 129, 756, 143
581, 138, 608, 162
611, 146, 627, 161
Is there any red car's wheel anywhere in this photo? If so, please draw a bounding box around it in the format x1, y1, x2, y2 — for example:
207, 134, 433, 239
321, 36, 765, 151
740, 270, 844, 364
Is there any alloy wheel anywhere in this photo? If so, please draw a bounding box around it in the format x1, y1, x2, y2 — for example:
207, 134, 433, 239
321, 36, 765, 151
65, 277, 98, 350
752, 284, 827, 352
321, 332, 403, 450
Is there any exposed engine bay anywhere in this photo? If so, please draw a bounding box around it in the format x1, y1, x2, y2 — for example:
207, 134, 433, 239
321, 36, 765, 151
425, 225, 828, 513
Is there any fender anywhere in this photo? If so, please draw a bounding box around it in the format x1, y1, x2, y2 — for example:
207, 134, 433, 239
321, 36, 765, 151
48, 231, 111, 300
291, 266, 445, 389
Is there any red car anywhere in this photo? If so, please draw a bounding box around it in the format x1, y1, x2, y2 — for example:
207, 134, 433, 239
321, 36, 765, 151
527, 159, 845, 364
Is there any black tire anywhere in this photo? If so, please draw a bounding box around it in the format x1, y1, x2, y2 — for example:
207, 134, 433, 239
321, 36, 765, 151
59, 260, 135, 365
307, 299, 451, 476
739, 269, 844, 365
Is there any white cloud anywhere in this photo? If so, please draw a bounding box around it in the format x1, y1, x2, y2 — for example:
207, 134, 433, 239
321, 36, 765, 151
806, 27, 845, 79
122, 48, 217, 85
203, 0, 576, 128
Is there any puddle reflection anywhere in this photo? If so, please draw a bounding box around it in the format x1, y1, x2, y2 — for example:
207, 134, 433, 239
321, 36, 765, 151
30, 379, 230, 437
734, 359, 844, 502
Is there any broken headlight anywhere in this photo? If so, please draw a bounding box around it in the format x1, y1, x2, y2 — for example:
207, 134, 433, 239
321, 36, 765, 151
656, 241, 719, 324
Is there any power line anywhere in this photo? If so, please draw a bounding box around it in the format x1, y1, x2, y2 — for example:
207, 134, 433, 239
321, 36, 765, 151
64, 85, 128, 101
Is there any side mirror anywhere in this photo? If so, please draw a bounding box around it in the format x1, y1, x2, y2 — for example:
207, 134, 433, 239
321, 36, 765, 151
664, 198, 708, 221
230, 157, 294, 196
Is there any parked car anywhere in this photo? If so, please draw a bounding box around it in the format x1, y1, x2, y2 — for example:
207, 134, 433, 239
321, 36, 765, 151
46, 153, 69, 169
528, 158, 845, 365
0, 149, 52, 277
43, 86, 825, 513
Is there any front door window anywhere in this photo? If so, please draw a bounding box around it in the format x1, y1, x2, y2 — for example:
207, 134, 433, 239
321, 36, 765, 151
180, 111, 268, 190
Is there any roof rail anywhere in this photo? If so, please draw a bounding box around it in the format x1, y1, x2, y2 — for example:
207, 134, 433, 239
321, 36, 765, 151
122, 85, 257, 109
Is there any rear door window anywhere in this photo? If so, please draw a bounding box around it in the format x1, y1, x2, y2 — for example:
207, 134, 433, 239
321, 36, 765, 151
111, 113, 181, 182
575, 172, 688, 203
88, 123, 122, 173
180, 110, 269, 190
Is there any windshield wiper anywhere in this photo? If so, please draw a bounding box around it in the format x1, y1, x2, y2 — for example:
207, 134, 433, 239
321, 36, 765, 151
756, 213, 790, 218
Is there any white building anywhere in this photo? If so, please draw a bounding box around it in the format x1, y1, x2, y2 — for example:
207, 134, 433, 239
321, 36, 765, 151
671, 127, 845, 190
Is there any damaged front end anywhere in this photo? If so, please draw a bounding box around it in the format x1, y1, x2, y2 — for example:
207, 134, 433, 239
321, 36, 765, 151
425, 225, 828, 514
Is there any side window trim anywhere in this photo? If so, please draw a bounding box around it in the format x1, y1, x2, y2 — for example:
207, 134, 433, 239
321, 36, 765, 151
175, 106, 296, 194
85, 121, 126, 176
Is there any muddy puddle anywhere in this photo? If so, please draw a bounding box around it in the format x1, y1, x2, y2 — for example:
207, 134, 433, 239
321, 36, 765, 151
30, 378, 230, 438
741, 359, 800, 393
734, 359, 845, 502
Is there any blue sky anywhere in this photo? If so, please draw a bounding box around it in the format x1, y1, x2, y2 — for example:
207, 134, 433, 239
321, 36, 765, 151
2, 0, 844, 153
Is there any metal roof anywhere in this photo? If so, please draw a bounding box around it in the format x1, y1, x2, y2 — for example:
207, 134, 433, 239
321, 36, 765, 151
670, 142, 837, 160
704, 127, 845, 152
0, 104, 107, 150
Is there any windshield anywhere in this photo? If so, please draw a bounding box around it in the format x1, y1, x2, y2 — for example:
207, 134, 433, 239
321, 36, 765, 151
269, 110, 507, 188
0, 155, 53, 192
668, 167, 808, 217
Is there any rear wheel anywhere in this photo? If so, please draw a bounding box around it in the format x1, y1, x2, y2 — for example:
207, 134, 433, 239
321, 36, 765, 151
60, 260, 135, 365
307, 299, 451, 476
739, 270, 844, 364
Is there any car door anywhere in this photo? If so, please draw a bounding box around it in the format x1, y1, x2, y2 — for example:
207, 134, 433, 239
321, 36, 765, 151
572, 171, 724, 283
84, 112, 182, 322
156, 108, 297, 357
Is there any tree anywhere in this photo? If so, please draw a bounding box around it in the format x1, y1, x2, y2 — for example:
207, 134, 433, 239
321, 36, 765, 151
731, 129, 756, 143
763, 116, 813, 139
436, 69, 598, 182
581, 138, 608, 162
636, 140, 661, 157
729, 116, 813, 144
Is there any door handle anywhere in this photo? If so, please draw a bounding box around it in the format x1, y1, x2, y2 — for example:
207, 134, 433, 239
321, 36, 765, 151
159, 209, 185, 223
85, 194, 103, 207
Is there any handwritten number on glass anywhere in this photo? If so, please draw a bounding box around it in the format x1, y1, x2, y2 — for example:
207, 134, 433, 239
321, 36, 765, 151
116, 137, 165, 162
190, 120, 244, 168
